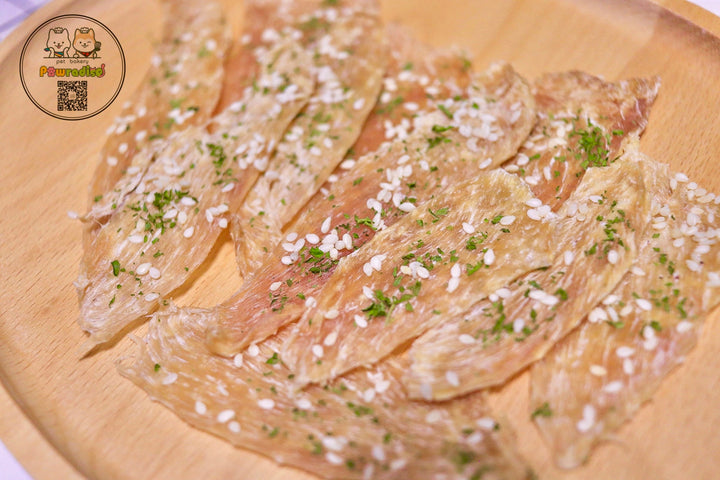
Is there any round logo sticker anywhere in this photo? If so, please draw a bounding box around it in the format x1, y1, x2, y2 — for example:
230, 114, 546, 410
19, 14, 125, 121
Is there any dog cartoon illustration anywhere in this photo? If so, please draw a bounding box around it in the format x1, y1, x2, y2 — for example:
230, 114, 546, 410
72, 27, 101, 58
44, 27, 71, 58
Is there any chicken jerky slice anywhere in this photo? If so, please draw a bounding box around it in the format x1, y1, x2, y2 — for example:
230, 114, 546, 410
405, 153, 651, 400
530, 159, 720, 468
75, 40, 314, 349
229, 23, 472, 272
282, 169, 554, 385
233, 2, 387, 276
87, 0, 229, 217
502, 71, 659, 211
205, 63, 536, 356
119, 309, 532, 480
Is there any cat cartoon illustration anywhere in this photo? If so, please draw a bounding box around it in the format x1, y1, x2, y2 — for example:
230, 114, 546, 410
72, 27, 101, 58
45, 27, 71, 58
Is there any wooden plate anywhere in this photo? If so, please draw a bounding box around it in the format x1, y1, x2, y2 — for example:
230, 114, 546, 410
1, 0, 719, 479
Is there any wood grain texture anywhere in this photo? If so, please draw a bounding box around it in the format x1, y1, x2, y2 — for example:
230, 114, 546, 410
1, 1, 719, 479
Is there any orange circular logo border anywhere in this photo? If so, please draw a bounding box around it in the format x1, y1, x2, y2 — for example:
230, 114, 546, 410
19, 14, 126, 121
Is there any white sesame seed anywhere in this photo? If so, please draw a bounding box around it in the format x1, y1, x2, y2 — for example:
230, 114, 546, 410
106, 156, 118, 167
445, 371, 460, 387
686, 259, 701, 272
118, 143, 128, 154
390, 459, 407, 471
305, 233, 320, 244
162, 372, 177, 385
233, 353, 243, 367
603, 294, 619, 305
136, 263, 151, 275
450, 264, 462, 278
324, 309, 339, 320
325, 452, 343, 465
363, 263, 373, 276
142, 286, 162, 301
321, 216, 332, 234
228, 421, 241, 433
590, 365, 607, 376
675, 172, 689, 183
462, 222, 475, 234
354, 315, 368, 328
425, 410, 443, 423
362, 388, 376, 403
577, 418, 594, 433
371, 445, 386, 462
296, 398, 312, 410
500, 215, 516, 226
217, 409, 235, 423
603, 381, 623, 394
635, 298, 652, 311
676, 320, 693, 333
420, 383, 432, 400
527, 209, 542, 221
623, 358, 635, 375
312, 345, 324, 358
476, 417, 496, 430
322, 436, 345, 451
631, 266, 646, 276
588, 307, 608, 323
305, 296, 317, 308
149, 267, 161, 279
484, 248, 495, 266
340, 159, 356, 170
616, 346, 635, 358
512, 318, 525, 333
128, 234, 143, 243
479, 158, 493, 169
526, 198, 543, 208
607, 250, 619, 264
194, 401, 207, 415
324, 331, 338, 346
458, 334, 475, 345
353, 98, 366, 110
416, 266, 430, 278
398, 202, 416, 212
280, 255, 293, 265
247, 344, 259, 357
447, 277, 460, 293
258, 399, 275, 410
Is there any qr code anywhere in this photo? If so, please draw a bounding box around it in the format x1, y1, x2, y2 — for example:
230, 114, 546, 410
57, 81, 87, 111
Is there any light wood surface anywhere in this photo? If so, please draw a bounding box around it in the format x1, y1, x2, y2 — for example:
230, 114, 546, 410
2, 1, 720, 479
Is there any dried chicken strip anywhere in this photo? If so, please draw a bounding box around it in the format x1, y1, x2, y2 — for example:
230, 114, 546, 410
281, 169, 554, 385
75, 40, 314, 349
87, 0, 229, 216
530, 158, 720, 468
230, 24, 472, 272
205, 63, 536, 356
502, 71, 659, 211
232, 2, 387, 276
405, 154, 651, 400
119, 309, 532, 480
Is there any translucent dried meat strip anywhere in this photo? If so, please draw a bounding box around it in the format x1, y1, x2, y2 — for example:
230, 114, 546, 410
87, 0, 229, 218
232, 1, 388, 276
530, 157, 720, 468
282, 169, 554, 385
229, 24, 473, 272
119, 308, 532, 480
502, 71, 659, 210
406, 153, 652, 400
75, 40, 314, 349
204, 63, 536, 356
